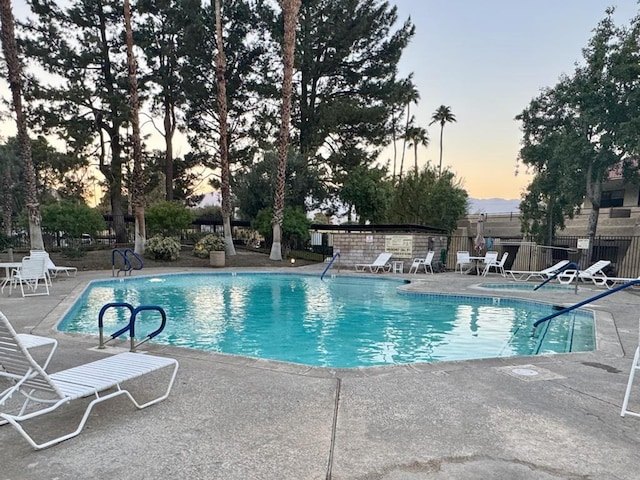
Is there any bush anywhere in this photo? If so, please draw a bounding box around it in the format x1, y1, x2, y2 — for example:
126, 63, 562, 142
41, 201, 107, 241
253, 206, 311, 250
192, 233, 225, 258
144, 234, 180, 261
146, 202, 194, 236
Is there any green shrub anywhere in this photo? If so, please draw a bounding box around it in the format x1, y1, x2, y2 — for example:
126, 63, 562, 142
41, 201, 106, 240
144, 234, 180, 261
192, 233, 225, 258
146, 202, 194, 236
252, 207, 311, 249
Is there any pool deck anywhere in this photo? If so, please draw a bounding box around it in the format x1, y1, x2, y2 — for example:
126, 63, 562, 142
2, 265, 640, 479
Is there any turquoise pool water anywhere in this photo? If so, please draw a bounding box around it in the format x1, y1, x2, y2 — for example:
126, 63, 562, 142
58, 273, 595, 368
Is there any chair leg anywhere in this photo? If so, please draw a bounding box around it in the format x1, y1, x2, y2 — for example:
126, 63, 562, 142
622, 346, 640, 417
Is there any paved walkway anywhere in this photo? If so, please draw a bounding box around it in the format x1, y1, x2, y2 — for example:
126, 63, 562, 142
2, 266, 640, 479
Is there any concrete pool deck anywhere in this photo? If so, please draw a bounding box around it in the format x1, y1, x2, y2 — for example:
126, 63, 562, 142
2, 265, 640, 479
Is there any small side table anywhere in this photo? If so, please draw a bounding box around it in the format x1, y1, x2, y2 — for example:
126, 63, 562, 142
392, 261, 404, 274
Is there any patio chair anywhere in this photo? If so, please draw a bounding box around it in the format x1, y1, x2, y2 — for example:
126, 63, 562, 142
482, 252, 509, 277
409, 251, 434, 274
9, 255, 49, 297
0, 312, 178, 450
455, 251, 472, 274
354, 252, 393, 273
31, 250, 77, 282
506, 260, 570, 282
557, 260, 611, 286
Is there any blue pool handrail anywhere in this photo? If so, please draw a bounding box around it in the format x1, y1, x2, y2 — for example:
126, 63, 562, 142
98, 302, 167, 351
130, 305, 167, 351
533, 278, 640, 331
111, 248, 144, 276
533, 261, 580, 291
321, 252, 341, 281
98, 302, 135, 349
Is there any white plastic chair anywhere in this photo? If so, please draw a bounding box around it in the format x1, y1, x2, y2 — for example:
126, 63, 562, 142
10, 255, 49, 297
354, 252, 393, 273
482, 252, 509, 277
455, 251, 471, 274
557, 260, 611, 286
409, 251, 434, 274
30, 250, 77, 283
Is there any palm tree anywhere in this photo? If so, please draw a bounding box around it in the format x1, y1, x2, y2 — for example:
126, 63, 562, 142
124, 0, 146, 255
406, 126, 429, 173
429, 105, 456, 176
271, 0, 302, 261
399, 83, 420, 180
214, 0, 236, 256
0, 0, 44, 250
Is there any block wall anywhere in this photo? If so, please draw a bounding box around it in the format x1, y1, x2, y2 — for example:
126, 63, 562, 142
332, 233, 447, 271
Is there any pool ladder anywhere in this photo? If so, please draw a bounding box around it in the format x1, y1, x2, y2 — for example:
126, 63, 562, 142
321, 252, 340, 280
98, 302, 167, 352
112, 248, 144, 277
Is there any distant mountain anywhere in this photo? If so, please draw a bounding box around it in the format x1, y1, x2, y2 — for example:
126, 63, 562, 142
468, 198, 520, 214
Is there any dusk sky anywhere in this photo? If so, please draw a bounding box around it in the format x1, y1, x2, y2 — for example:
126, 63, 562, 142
389, 1, 638, 200
2, 1, 638, 202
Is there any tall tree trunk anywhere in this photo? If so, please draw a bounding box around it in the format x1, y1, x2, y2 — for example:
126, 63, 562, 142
124, 0, 145, 254
163, 98, 175, 201
399, 104, 411, 180
438, 124, 444, 177
97, 1, 127, 244
0, 0, 44, 251
271, 0, 301, 261
391, 113, 397, 179
545, 199, 554, 245
0, 171, 15, 260
214, 0, 236, 256
585, 164, 602, 265
413, 143, 418, 173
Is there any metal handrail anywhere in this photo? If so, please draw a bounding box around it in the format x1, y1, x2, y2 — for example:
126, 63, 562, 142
321, 252, 341, 280
111, 248, 144, 277
97, 302, 167, 351
533, 278, 640, 331
130, 305, 167, 352
98, 302, 135, 349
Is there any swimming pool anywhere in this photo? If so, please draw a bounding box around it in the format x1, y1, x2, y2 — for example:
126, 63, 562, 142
58, 273, 595, 368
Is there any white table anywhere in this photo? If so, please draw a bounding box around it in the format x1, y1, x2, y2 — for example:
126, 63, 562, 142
0, 262, 21, 294
468, 256, 486, 275
392, 261, 404, 273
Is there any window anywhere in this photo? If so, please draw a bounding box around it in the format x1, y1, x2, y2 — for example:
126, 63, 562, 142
601, 189, 624, 208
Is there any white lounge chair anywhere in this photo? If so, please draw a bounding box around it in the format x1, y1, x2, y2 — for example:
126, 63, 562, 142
0, 312, 178, 450
9, 255, 49, 297
409, 251, 434, 274
600, 275, 640, 290
482, 252, 509, 277
506, 260, 570, 282
354, 252, 393, 273
30, 250, 77, 282
557, 260, 612, 286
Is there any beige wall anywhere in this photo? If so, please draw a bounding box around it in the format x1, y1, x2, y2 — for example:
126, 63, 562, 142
332, 233, 447, 271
